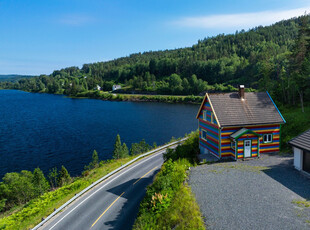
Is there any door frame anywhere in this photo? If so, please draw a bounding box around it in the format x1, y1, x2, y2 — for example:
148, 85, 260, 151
243, 139, 252, 158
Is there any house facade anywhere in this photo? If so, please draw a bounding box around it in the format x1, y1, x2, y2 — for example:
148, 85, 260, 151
196, 85, 286, 160
289, 129, 310, 175
112, 85, 122, 91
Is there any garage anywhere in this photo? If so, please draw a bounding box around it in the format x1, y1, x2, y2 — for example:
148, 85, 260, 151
303, 150, 310, 174
289, 129, 310, 175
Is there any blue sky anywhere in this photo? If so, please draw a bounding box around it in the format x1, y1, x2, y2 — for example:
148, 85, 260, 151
0, 0, 309, 75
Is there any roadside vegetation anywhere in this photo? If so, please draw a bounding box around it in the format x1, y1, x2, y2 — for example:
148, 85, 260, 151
133, 131, 205, 230
280, 104, 310, 151
0, 135, 156, 230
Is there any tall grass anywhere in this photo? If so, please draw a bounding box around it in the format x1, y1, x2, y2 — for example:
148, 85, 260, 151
133, 132, 205, 230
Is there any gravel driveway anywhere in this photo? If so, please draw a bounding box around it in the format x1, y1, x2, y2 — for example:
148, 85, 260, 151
189, 154, 310, 230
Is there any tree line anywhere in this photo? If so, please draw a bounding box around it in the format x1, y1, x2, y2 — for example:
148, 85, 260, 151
0, 15, 309, 108
0, 135, 155, 213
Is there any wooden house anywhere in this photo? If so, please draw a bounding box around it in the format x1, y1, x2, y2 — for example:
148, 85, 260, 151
289, 129, 310, 175
196, 85, 286, 160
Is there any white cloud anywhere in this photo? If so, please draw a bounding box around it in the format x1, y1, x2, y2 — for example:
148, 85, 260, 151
172, 7, 310, 29
58, 14, 94, 26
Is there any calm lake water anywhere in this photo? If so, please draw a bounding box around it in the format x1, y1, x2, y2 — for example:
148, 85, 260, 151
0, 90, 199, 178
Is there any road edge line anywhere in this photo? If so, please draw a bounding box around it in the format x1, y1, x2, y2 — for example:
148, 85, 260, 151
32, 137, 187, 230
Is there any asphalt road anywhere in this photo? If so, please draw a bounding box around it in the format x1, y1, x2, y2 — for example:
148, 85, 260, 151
40, 149, 166, 230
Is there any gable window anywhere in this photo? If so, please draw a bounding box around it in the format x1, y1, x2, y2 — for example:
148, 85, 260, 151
211, 112, 214, 124
201, 129, 207, 141
203, 111, 207, 121
263, 134, 273, 143
231, 140, 236, 150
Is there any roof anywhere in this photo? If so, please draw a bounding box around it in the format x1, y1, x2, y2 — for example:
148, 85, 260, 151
230, 128, 261, 140
197, 91, 286, 127
289, 129, 310, 152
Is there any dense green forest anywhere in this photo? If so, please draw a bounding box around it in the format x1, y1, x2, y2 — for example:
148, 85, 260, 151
1, 15, 309, 107
0, 75, 34, 82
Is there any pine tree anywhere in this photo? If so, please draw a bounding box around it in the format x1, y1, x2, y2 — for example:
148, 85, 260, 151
32, 167, 50, 196
289, 15, 310, 112
91, 150, 99, 168
121, 143, 129, 158
58, 166, 71, 187
48, 167, 58, 189
113, 134, 123, 159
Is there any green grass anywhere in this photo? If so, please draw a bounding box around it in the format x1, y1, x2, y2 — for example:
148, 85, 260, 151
292, 199, 310, 208
0, 156, 139, 230
133, 158, 205, 230
280, 104, 310, 151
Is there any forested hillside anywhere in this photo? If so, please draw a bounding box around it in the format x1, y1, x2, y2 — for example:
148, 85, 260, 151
1, 15, 309, 106
0, 75, 34, 82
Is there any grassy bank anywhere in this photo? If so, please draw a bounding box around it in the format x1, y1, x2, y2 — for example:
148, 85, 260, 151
133, 132, 205, 230
280, 104, 310, 151
75, 90, 203, 104
0, 155, 146, 230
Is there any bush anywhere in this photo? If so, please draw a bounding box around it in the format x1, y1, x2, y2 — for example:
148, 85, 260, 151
164, 131, 199, 163
57, 166, 71, 187
0, 199, 6, 213
130, 140, 151, 155
133, 159, 204, 230
280, 105, 310, 150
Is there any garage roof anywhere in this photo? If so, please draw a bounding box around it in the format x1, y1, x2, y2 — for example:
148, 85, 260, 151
289, 129, 310, 152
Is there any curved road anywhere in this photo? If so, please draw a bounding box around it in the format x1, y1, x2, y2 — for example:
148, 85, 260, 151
40, 148, 168, 230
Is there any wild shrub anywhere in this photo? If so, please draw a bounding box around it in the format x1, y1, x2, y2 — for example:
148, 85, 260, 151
133, 159, 203, 229
164, 131, 199, 163
130, 140, 151, 155
57, 166, 71, 187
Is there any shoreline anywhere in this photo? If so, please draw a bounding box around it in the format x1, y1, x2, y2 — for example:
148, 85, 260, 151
0, 89, 203, 104
74, 90, 203, 104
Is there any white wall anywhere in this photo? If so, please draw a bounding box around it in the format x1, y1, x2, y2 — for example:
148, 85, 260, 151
293, 147, 303, 171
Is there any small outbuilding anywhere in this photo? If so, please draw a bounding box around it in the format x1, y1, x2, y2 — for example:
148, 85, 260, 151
289, 129, 310, 175
112, 85, 121, 91
196, 85, 286, 160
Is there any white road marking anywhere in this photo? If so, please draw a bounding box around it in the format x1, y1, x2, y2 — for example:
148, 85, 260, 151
47, 149, 166, 230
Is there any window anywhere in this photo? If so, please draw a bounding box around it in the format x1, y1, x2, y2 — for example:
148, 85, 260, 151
211, 112, 214, 124
201, 129, 207, 141
203, 111, 207, 121
231, 140, 236, 150
263, 134, 273, 143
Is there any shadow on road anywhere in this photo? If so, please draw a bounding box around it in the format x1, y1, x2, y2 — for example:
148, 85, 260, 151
102, 169, 160, 230
262, 157, 310, 199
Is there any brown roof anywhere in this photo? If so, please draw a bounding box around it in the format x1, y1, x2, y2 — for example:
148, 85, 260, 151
205, 92, 285, 127
289, 129, 310, 152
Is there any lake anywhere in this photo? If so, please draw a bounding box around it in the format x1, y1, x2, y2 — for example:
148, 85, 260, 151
0, 90, 199, 178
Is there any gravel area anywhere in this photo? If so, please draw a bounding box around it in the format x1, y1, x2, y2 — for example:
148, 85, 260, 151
189, 153, 310, 230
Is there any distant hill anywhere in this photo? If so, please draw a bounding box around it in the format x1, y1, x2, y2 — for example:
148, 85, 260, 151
0, 15, 309, 105
0, 75, 35, 82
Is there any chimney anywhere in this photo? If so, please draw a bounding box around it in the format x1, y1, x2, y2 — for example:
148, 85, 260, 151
239, 85, 245, 100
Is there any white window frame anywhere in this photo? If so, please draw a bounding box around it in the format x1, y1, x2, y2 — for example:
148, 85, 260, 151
211, 112, 214, 124
201, 129, 208, 141
263, 134, 273, 143
203, 111, 207, 121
